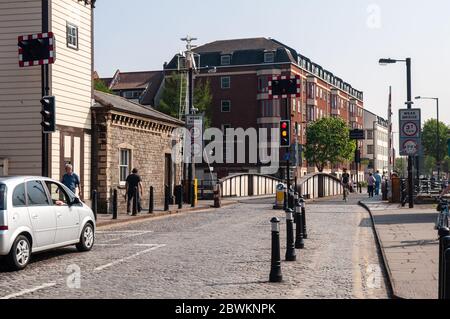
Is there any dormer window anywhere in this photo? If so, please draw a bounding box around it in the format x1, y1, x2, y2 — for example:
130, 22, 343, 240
221, 55, 231, 66
264, 52, 275, 63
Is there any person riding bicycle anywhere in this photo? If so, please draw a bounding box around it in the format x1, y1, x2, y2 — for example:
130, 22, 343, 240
341, 168, 351, 200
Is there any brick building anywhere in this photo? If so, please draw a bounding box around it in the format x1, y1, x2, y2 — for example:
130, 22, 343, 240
165, 37, 365, 182
100, 70, 164, 106
92, 91, 183, 213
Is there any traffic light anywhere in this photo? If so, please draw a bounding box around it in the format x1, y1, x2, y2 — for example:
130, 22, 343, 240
40, 96, 56, 133
280, 120, 291, 148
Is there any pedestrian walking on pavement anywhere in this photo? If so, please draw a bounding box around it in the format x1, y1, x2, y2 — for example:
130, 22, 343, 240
125, 168, 143, 215
61, 164, 81, 197
374, 171, 382, 196
367, 173, 376, 198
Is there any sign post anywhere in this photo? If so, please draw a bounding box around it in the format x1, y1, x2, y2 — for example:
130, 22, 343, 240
399, 109, 421, 157
350, 129, 365, 194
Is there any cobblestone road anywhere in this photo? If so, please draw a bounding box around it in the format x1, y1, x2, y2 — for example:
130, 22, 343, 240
0, 194, 389, 299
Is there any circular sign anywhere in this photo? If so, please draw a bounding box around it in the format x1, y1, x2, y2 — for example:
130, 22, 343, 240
190, 127, 202, 139
403, 140, 419, 155
402, 122, 418, 137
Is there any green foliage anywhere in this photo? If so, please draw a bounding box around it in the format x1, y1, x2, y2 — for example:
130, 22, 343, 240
94, 79, 113, 94
157, 75, 213, 126
394, 157, 408, 178
423, 155, 437, 176
421, 119, 449, 162
304, 117, 356, 172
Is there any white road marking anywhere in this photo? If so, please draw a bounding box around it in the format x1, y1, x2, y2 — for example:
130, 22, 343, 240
94, 244, 166, 272
0, 282, 57, 300
96, 230, 153, 234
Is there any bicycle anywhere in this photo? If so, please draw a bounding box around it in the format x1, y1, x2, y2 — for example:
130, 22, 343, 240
436, 197, 450, 230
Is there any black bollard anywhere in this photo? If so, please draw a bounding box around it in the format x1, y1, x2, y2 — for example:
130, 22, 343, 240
112, 189, 118, 220
191, 183, 196, 208
132, 186, 138, 216
283, 190, 287, 211
444, 248, 450, 299
295, 199, 305, 249
178, 185, 183, 209
288, 188, 295, 210
285, 209, 297, 262
439, 228, 450, 299
300, 196, 308, 239
269, 217, 283, 283
164, 185, 170, 211
92, 190, 98, 221
149, 186, 154, 214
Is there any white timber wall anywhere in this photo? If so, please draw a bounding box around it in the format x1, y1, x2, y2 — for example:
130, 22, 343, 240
0, 0, 43, 175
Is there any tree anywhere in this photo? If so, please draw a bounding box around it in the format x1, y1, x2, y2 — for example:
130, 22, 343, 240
423, 155, 437, 177
421, 119, 449, 164
157, 75, 213, 126
304, 117, 356, 172
94, 79, 113, 94
394, 157, 408, 178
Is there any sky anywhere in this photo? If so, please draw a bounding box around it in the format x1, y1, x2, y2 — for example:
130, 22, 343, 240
94, 0, 450, 134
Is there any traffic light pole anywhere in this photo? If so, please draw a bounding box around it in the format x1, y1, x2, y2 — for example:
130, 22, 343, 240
41, 1, 50, 178
285, 98, 290, 203
406, 58, 414, 209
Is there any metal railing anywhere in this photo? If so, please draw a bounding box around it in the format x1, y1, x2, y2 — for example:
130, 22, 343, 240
218, 172, 343, 199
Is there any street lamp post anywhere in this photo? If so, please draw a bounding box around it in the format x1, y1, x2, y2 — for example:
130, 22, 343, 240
416, 96, 440, 180
379, 58, 415, 208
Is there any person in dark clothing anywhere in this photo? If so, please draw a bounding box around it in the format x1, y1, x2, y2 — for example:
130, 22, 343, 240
61, 164, 81, 197
125, 168, 143, 215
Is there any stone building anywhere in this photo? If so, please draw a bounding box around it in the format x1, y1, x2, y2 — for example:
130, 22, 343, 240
92, 91, 183, 213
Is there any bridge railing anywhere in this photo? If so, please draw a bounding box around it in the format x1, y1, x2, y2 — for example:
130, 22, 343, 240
296, 172, 343, 200
220, 174, 282, 198
219, 172, 343, 199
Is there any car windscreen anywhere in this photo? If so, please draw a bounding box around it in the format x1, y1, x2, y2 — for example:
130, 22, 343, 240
0, 184, 6, 210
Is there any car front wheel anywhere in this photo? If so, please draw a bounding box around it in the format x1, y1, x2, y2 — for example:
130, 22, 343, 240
76, 223, 95, 252
7, 235, 31, 271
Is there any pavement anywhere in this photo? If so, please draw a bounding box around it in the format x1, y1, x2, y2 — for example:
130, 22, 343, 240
0, 193, 388, 299
360, 197, 439, 299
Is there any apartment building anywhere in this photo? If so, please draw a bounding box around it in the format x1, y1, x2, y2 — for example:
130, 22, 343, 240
164, 37, 365, 180
362, 109, 389, 176
0, 0, 95, 200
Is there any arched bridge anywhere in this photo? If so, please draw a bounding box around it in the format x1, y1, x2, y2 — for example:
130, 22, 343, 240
219, 172, 343, 199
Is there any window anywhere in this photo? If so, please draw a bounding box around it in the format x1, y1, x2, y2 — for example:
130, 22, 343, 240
264, 52, 275, 63
12, 183, 26, 207
221, 55, 231, 66
367, 130, 374, 140
119, 149, 132, 184
45, 182, 70, 206
0, 184, 6, 210
367, 145, 375, 155
26, 181, 50, 206
66, 22, 78, 50
258, 76, 269, 93
221, 100, 231, 113
260, 100, 280, 117
221, 77, 231, 89
123, 91, 142, 99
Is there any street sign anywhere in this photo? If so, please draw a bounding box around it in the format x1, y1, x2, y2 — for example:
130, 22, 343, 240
185, 115, 204, 163
268, 75, 300, 99
18, 32, 56, 67
350, 129, 365, 140
399, 108, 421, 156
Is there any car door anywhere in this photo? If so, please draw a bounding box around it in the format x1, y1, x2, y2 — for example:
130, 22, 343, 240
44, 181, 80, 243
26, 180, 56, 248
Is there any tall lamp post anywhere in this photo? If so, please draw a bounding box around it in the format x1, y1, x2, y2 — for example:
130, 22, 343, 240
416, 96, 440, 180
379, 57, 414, 208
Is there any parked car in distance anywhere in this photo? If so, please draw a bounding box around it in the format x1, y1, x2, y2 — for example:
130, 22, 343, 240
0, 176, 96, 270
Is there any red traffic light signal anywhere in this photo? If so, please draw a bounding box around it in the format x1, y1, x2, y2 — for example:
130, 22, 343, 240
280, 120, 291, 148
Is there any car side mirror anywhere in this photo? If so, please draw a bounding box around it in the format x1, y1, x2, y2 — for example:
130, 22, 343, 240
71, 197, 81, 206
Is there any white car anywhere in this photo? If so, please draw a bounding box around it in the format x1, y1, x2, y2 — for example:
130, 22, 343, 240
0, 176, 96, 270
